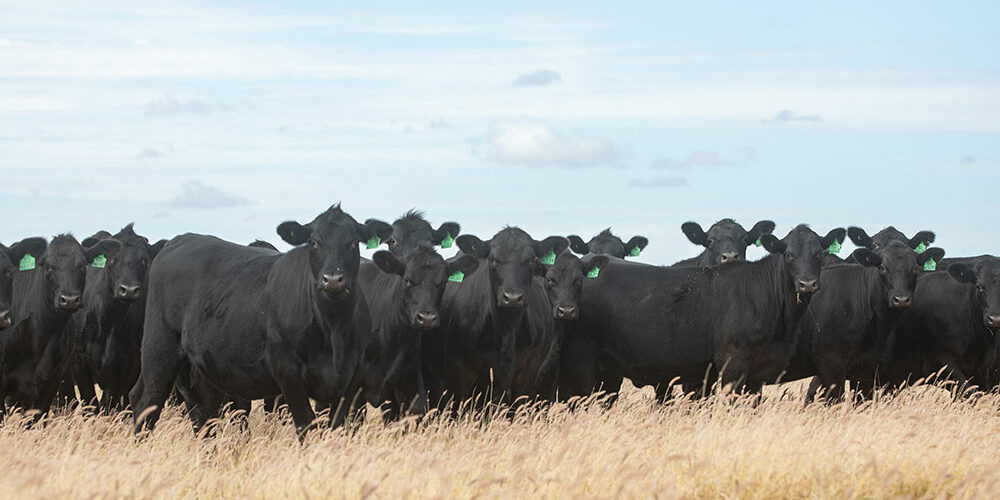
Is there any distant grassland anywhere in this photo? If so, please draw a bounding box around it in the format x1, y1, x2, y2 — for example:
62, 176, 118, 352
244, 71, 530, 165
0, 381, 998, 499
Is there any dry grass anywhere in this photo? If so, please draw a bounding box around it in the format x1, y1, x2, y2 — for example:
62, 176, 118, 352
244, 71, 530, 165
1, 381, 998, 499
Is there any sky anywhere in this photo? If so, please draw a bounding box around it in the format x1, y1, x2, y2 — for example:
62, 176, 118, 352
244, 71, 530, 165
1, 1, 998, 264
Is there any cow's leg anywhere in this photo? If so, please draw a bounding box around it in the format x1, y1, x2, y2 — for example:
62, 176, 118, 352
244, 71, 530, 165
74, 364, 97, 408
266, 341, 316, 440
130, 317, 182, 434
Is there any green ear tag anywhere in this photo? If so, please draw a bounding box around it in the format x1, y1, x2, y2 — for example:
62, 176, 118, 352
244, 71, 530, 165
448, 271, 464, 283
441, 232, 454, 249
628, 246, 641, 257
91, 254, 107, 269
924, 258, 936, 272
19, 254, 35, 272
828, 239, 842, 255
366, 235, 381, 249
541, 249, 556, 265
755, 237, 762, 247
586, 266, 600, 278
914, 242, 927, 254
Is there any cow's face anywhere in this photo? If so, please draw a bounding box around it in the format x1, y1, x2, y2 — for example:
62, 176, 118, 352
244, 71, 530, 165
374, 246, 478, 330
384, 211, 460, 259
278, 205, 393, 299
40, 235, 121, 313
761, 225, 845, 296
853, 242, 944, 310
568, 228, 646, 259
682, 219, 775, 265
543, 254, 609, 320
96, 224, 166, 303
457, 229, 568, 309
848, 226, 935, 253
0, 238, 46, 328
949, 261, 1000, 331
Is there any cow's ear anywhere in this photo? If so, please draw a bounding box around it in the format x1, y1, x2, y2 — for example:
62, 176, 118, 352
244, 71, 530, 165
567, 235, 590, 255
909, 230, 936, 249
746, 220, 776, 246
948, 263, 977, 284
582, 255, 610, 274
446, 254, 480, 277
851, 248, 882, 267
277, 221, 312, 246
84, 239, 122, 261
760, 234, 786, 254
433, 222, 461, 247
81, 230, 112, 248
681, 222, 708, 246
624, 236, 648, 257
361, 219, 394, 247
847, 227, 872, 248
919, 247, 945, 266
7, 237, 47, 266
150, 239, 168, 258
372, 251, 405, 276
456, 234, 490, 258
821, 228, 847, 251
534, 236, 569, 259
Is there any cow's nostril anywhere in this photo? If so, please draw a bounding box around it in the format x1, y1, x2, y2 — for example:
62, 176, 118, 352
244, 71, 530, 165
892, 296, 912, 308
59, 294, 81, 310
720, 252, 739, 263
798, 279, 819, 293
557, 305, 578, 319
501, 291, 524, 307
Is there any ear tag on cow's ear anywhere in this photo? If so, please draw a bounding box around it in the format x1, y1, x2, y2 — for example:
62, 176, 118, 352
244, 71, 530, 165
628, 246, 641, 257
448, 271, 464, 283
19, 254, 35, 272
828, 239, 842, 255
365, 235, 381, 249
755, 237, 762, 247
91, 254, 107, 269
586, 266, 600, 278
440, 232, 454, 249
924, 258, 937, 272
541, 249, 556, 265
914, 242, 927, 254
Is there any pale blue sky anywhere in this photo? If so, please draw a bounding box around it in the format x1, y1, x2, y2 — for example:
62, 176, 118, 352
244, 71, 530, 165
1, 1, 998, 263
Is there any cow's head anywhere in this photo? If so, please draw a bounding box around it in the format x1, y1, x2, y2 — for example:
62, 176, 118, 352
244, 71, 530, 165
566, 228, 647, 259
947, 260, 1000, 331
377, 210, 461, 259
457, 228, 568, 309
86, 223, 166, 303
851, 241, 945, 310
681, 219, 775, 264
372, 244, 479, 331
760, 225, 845, 295
39, 234, 121, 313
0, 238, 46, 328
277, 205, 393, 299
543, 253, 609, 320
848, 226, 935, 253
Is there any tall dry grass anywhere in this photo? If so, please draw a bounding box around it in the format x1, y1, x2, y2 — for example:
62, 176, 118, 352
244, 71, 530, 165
0, 381, 998, 499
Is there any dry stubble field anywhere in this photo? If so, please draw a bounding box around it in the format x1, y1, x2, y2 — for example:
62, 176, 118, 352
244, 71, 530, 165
0, 380, 999, 499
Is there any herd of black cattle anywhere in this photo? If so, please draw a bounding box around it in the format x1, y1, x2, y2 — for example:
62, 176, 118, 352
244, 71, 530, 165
0, 204, 997, 438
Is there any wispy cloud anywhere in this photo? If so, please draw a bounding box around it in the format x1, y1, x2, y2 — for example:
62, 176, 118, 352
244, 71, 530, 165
485, 118, 625, 167
651, 147, 756, 170
962, 155, 977, 164
144, 97, 216, 116
512, 69, 562, 87
135, 148, 166, 159
628, 176, 688, 188
761, 109, 823, 125
166, 181, 249, 210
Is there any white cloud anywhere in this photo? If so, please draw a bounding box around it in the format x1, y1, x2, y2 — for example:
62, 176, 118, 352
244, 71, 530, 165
761, 109, 824, 125
512, 69, 561, 87
166, 181, 249, 209
485, 119, 625, 167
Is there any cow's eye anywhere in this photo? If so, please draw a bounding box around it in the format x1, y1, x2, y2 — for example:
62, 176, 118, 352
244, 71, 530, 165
389, 238, 398, 247
46, 265, 55, 274
977, 284, 986, 293
785, 253, 796, 262
879, 265, 888, 274
404, 278, 414, 287
489, 258, 498, 268
706, 239, 715, 246
545, 277, 555, 287
311, 240, 319, 251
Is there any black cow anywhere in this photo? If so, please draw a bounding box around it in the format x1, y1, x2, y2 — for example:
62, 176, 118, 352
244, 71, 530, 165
0, 239, 47, 330
673, 219, 776, 266
354, 245, 479, 420
567, 228, 647, 260
848, 226, 936, 253
130, 205, 393, 437
377, 209, 460, 258
423, 228, 567, 407
796, 242, 945, 402
574, 225, 845, 398
0, 234, 121, 420
886, 258, 1000, 391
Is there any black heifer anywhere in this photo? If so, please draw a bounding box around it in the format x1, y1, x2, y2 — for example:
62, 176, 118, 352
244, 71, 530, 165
423, 228, 568, 407
0, 235, 121, 420
673, 219, 775, 266
567, 228, 647, 260
797, 242, 945, 402
355, 245, 479, 420
377, 210, 460, 258
0, 239, 47, 331
131, 205, 393, 437
576, 225, 845, 397
848, 226, 936, 254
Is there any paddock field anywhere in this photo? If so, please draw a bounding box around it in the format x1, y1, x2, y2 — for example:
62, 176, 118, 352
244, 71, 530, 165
0, 381, 997, 499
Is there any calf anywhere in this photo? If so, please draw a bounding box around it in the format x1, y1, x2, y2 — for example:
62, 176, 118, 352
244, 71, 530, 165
0, 235, 121, 420
377, 209, 461, 258
673, 219, 775, 266
567, 228, 647, 259
130, 205, 392, 437
848, 226, 935, 254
